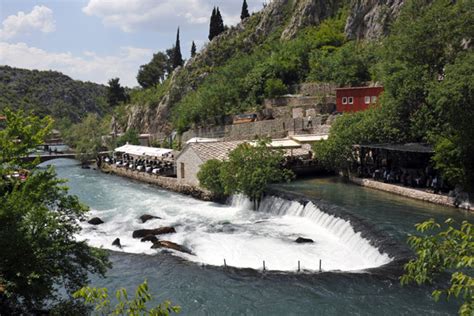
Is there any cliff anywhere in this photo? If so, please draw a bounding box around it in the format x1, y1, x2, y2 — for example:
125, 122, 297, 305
125, 0, 405, 137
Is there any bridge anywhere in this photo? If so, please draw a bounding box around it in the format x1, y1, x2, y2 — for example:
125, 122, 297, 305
21, 153, 76, 164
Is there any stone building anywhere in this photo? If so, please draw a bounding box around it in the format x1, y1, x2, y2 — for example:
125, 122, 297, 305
176, 141, 244, 186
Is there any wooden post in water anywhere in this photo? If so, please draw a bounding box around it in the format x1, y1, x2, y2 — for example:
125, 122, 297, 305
224, 259, 227, 268
319, 259, 322, 272
298, 260, 300, 272
263, 260, 266, 271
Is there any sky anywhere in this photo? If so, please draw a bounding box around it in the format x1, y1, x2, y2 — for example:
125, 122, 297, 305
0, 0, 265, 87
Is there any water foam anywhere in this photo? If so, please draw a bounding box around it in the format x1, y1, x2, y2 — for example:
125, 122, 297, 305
77, 188, 393, 272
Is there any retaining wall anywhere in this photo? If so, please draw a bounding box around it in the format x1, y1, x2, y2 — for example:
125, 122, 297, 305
350, 176, 473, 211
101, 164, 215, 201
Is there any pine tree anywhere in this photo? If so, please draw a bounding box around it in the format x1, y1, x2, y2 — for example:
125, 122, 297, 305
209, 7, 216, 41
191, 41, 197, 57
241, 0, 250, 20
172, 28, 183, 69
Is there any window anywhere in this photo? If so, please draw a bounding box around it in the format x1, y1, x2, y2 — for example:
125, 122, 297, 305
342, 97, 347, 104
371, 96, 377, 103
180, 162, 185, 179
348, 97, 354, 104
365, 96, 370, 104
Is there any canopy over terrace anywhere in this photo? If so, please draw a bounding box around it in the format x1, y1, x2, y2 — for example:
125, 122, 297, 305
114, 144, 173, 159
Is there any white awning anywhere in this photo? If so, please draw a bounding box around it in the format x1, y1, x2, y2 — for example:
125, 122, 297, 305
114, 144, 172, 157
290, 134, 329, 143
186, 137, 221, 144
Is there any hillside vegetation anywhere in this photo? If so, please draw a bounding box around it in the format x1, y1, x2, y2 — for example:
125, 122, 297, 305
0, 66, 107, 123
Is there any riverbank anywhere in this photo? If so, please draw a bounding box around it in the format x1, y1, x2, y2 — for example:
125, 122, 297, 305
100, 163, 215, 201
349, 176, 473, 212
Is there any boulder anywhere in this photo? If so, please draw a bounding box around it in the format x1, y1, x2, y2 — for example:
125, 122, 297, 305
151, 240, 192, 254
295, 237, 314, 244
139, 214, 162, 223
141, 235, 158, 243
112, 238, 122, 248
132, 227, 176, 239
88, 217, 104, 225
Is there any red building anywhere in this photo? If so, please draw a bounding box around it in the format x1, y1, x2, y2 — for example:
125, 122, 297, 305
336, 86, 384, 113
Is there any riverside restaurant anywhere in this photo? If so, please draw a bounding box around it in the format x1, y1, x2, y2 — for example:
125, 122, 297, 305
103, 144, 175, 176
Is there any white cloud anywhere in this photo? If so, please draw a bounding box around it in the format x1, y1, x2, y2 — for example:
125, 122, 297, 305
83, 0, 210, 33
82, 0, 260, 33
0, 42, 152, 87
0, 5, 56, 40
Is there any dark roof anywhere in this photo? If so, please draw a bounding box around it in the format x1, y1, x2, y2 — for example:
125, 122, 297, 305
355, 143, 434, 154
335, 86, 383, 91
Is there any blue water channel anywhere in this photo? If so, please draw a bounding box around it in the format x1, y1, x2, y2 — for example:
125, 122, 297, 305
49, 159, 471, 315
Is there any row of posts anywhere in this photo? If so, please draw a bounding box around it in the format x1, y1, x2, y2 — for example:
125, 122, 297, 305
223, 259, 323, 273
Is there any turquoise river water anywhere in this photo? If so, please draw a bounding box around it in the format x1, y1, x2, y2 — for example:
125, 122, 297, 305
48, 159, 472, 315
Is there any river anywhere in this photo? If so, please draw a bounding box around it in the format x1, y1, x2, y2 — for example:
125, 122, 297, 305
49, 159, 471, 315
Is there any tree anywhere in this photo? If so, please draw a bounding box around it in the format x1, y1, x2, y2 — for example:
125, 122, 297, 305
197, 159, 225, 196
401, 218, 474, 316
137, 52, 170, 89
0, 108, 53, 171
191, 41, 197, 58
172, 28, 184, 69
0, 110, 110, 314
117, 128, 140, 147
208, 7, 217, 41
264, 78, 287, 98
198, 139, 294, 208
64, 113, 106, 164
107, 78, 128, 107
241, 0, 250, 20
74, 280, 180, 316
209, 7, 225, 41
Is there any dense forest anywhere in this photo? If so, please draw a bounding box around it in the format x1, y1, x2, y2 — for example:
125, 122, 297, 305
0, 66, 108, 123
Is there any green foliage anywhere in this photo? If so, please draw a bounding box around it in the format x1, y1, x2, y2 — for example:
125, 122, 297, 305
401, 218, 474, 315
107, 78, 129, 107
313, 106, 400, 172
137, 52, 170, 89
64, 113, 107, 163
198, 139, 294, 204
191, 41, 197, 57
209, 7, 225, 41
0, 110, 110, 313
197, 159, 226, 196
73, 280, 180, 316
130, 79, 171, 108
0, 108, 53, 170
117, 129, 140, 147
264, 78, 287, 98
0, 66, 108, 123
241, 0, 250, 20
172, 28, 184, 69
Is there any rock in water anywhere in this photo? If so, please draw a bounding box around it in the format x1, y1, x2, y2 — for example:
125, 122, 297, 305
141, 235, 158, 243
112, 238, 122, 248
151, 240, 192, 254
132, 227, 176, 238
295, 237, 314, 244
88, 217, 104, 225
139, 214, 162, 223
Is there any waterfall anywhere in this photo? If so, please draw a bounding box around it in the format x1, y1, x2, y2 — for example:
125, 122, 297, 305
231, 194, 392, 268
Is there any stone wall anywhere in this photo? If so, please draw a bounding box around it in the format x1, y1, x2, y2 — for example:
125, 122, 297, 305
101, 164, 214, 201
350, 176, 473, 211
181, 116, 334, 142
176, 147, 204, 187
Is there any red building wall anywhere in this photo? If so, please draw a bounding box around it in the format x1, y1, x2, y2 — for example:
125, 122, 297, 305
336, 87, 384, 113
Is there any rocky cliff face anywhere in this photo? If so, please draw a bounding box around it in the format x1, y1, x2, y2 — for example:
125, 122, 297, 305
125, 0, 405, 137
345, 0, 404, 40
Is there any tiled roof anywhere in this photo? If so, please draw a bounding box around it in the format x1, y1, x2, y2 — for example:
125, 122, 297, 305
182, 140, 311, 162
187, 141, 245, 162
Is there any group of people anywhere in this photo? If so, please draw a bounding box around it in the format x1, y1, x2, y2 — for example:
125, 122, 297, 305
100, 155, 175, 177
357, 165, 444, 193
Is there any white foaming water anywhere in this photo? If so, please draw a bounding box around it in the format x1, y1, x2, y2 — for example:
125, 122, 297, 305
77, 187, 391, 272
